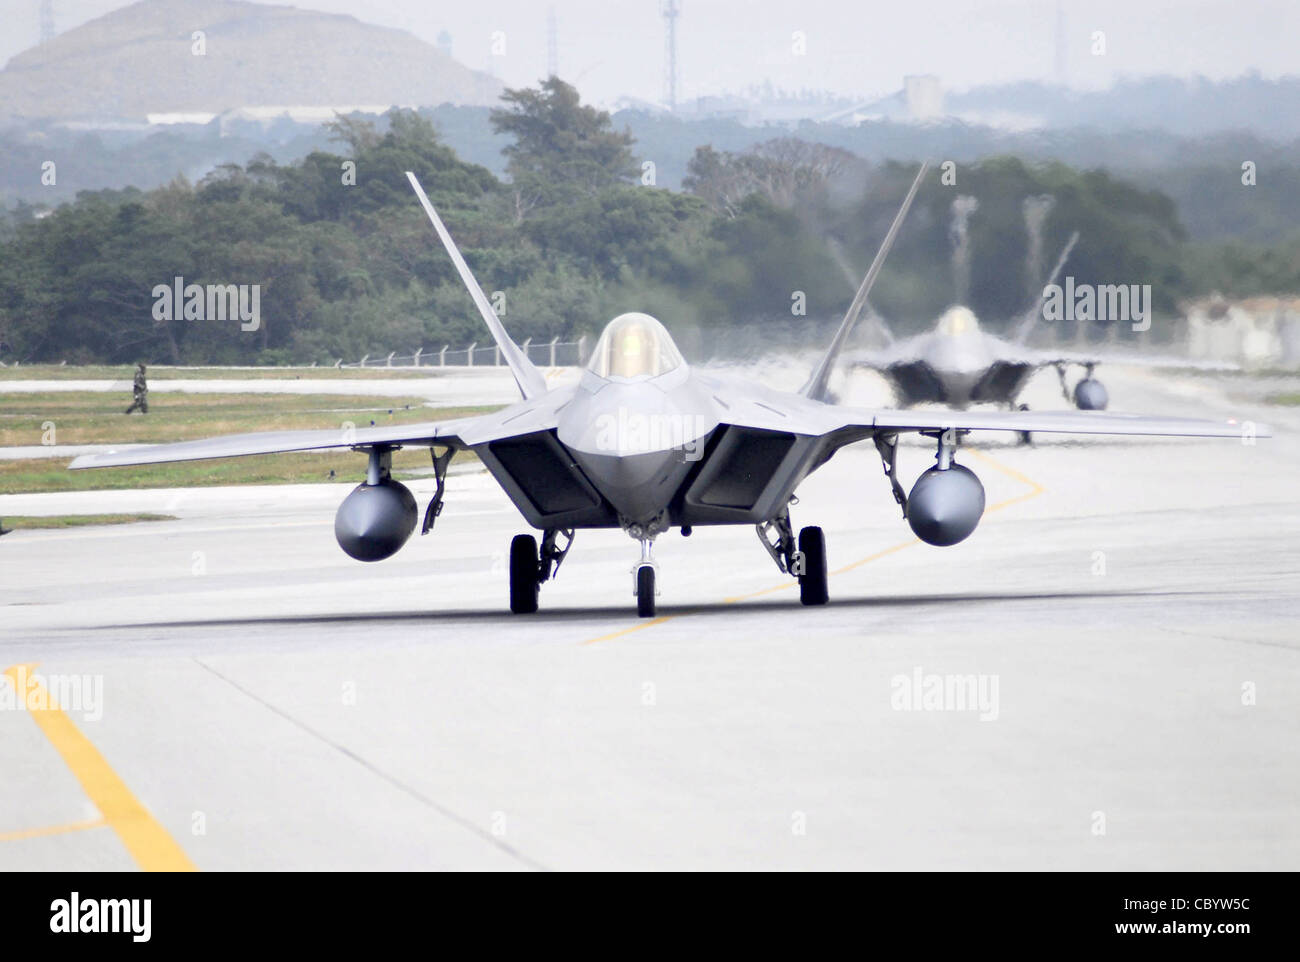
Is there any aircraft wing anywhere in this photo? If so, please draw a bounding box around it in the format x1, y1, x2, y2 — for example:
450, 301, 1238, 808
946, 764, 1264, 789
694, 370, 1267, 441
863, 407, 1266, 438
67, 418, 472, 470
67, 393, 569, 470
1041, 351, 1241, 372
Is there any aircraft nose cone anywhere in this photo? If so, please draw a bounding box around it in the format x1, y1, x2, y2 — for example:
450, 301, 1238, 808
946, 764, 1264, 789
556, 374, 717, 524
571, 447, 694, 522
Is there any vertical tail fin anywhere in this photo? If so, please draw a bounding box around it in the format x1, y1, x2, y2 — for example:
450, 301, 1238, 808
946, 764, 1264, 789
802, 161, 929, 402
1013, 230, 1079, 344
406, 172, 548, 400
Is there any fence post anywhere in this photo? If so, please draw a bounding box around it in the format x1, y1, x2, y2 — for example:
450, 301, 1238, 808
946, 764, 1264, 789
577, 335, 587, 365
467, 342, 477, 367
494, 344, 501, 366
386, 351, 395, 367
439, 345, 448, 367
413, 348, 422, 367
334, 359, 342, 368
549, 336, 559, 367
359, 354, 369, 368
521, 337, 532, 364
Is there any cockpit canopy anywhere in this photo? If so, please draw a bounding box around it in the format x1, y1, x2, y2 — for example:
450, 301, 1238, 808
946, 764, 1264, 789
935, 305, 981, 337
586, 312, 685, 379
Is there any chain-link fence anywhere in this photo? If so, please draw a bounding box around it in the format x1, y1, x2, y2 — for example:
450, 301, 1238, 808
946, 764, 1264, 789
338, 336, 587, 369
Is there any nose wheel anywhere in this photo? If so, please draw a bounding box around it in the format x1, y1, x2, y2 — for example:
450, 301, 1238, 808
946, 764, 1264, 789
633, 537, 659, 618
636, 565, 656, 618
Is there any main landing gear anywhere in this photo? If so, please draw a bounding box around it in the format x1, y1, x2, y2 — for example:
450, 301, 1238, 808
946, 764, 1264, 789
508, 528, 574, 614
756, 504, 829, 606
1014, 402, 1033, 446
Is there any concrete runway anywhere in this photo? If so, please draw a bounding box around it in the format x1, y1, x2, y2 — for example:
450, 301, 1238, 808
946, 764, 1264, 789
1, 366, 1297, 870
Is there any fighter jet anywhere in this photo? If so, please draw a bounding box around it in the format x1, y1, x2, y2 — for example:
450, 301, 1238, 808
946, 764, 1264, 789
70, 169, 1267, 618
845, 230, 1121, 413
848, 228, 1233, 421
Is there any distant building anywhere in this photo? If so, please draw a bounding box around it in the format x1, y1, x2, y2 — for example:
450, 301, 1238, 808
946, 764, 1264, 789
903, 75, 944, 121
655, 86, 867, 126
1185, 295, 1300, 367
215, 105, 407, 135
146, 112, 218, 126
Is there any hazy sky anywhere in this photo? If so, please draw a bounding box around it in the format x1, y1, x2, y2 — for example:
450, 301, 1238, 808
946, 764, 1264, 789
5, 0, 1297, 106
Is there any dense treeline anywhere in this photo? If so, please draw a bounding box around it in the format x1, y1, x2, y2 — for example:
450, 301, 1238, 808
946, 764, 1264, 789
0, 79, 1294, 365
8, 103, 1300, 246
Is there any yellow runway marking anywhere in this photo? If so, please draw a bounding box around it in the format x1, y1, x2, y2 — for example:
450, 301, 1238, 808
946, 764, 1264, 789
2, 664, 197, 871
581, 616, 673, 645
969, 448, 1047, 512
724, 537, 923, 603
0, 816, 107, 843
581, 447, 1046, 644
829, 537, 921, 576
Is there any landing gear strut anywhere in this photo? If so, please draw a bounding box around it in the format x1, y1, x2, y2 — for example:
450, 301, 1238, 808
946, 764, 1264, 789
1015, 403, 1033, 446
756, 508, 797, 572
622, 511, 668, 618
873, 433, 907, 517
634, 539, 657, 618
508, 527, 574, 614
755, 502, 829, 606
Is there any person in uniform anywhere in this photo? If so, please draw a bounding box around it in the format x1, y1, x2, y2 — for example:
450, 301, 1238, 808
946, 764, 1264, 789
124, 362, 149, 414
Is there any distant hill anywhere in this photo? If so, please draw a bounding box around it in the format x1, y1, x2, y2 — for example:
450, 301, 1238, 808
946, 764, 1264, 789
0, 0, 503, 121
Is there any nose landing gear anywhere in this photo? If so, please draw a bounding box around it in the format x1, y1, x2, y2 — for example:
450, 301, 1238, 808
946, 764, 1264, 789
633, 538, 658, 618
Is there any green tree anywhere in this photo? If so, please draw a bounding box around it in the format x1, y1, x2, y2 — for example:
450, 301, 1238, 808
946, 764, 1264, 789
490, 78, 638, 215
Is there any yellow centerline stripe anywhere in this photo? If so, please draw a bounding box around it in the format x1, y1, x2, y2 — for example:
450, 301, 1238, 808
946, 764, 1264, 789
968, 448, 1047, 512
0, 816, 107, 843
582, 447, 1046, 644
580, 616, 673, 645
2, 664, 197, 871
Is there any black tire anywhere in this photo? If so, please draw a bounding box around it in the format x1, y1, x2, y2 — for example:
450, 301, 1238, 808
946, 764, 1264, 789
509, 534, 539, 614
1017, 404, 1032, 446
636, 565, 656, 618
798, 526, 829, 606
